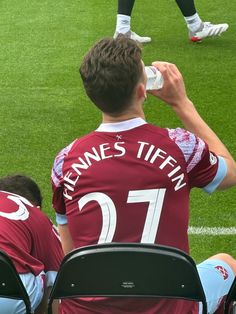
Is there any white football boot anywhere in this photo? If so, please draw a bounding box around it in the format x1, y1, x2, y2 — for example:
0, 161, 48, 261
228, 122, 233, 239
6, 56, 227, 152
189, 22, 229, 42
114, 30, 151, 44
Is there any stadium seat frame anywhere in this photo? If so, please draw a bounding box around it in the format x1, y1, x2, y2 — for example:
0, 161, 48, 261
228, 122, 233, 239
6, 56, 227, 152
224, 276, 236, 313
48, 242, 207, 313
0, 249, 32, 314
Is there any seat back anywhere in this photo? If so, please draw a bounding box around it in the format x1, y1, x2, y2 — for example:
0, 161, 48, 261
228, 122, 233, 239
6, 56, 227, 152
0, 249, 32, 314
48, 243, 207, 313
225, 277, 236, 313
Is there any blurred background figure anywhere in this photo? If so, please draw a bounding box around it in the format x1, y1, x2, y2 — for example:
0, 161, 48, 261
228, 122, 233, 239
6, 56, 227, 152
113, 0, 228, 43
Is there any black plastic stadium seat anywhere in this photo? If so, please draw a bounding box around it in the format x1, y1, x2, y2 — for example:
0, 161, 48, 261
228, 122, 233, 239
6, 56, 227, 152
48, 242, 207, 313
0, 249, 32, 314
225, 276, 236, 313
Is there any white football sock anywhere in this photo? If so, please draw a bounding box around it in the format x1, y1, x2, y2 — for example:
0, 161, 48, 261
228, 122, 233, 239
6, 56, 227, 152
184, 13, 202, 32
115, 14, 131, 34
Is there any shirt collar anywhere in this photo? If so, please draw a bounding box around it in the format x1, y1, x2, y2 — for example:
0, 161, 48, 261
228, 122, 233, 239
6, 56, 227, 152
96, 117, 147, 132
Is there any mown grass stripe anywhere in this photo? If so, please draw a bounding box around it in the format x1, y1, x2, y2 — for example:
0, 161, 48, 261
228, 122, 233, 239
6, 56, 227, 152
188, 227, 236, 235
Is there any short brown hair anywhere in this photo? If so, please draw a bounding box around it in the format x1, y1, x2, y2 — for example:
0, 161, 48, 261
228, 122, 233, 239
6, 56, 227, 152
79, 36, 143, 115
0, 175, 42, 207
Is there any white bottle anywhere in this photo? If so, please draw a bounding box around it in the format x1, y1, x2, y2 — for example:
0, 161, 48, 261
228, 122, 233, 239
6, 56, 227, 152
145, 66, 164, 90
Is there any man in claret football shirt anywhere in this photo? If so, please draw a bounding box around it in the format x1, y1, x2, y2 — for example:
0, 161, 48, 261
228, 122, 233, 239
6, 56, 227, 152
51, 36, 236, 314
0, 175, 64, 314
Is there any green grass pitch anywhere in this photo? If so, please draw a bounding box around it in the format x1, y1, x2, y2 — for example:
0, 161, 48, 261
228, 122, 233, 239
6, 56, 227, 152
0, 0, 236, 262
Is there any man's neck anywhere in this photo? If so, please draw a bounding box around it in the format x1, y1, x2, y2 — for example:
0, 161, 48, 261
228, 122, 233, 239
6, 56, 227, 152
102, 109, 145, 123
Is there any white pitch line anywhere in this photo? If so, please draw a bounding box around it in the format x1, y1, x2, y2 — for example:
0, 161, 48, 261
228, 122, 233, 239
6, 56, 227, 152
188, 226, 236, 235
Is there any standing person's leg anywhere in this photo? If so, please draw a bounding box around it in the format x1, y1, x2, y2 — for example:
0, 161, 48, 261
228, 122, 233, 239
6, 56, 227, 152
175, 0, 229, 42
197, 253, 236, 313
116, 0, 135, 34
118, 0, 135, 16
114, 0, 151, 44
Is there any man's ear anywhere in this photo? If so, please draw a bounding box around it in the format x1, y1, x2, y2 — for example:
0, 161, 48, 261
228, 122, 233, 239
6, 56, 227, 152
136, 82, 146, 100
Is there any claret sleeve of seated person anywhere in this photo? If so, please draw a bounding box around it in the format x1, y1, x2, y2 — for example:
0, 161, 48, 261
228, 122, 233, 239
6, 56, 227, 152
31, 210, 64, 287
51, 141, 76, 225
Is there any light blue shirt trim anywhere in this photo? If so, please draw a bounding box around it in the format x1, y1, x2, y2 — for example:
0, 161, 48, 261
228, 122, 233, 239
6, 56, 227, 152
46, 271, 58, 287
56, 213, 68, 225
203, 156, 227, 194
